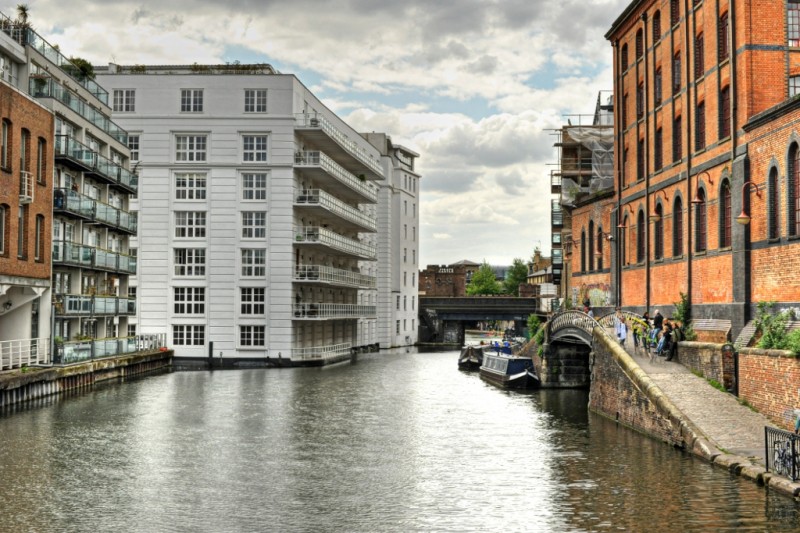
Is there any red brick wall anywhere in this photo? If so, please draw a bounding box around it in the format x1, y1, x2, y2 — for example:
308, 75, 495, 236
738, 349, 800, 432
0, 84, 53, 281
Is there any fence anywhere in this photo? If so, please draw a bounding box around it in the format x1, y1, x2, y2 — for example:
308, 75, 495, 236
0, 338, 50, 370
54, 334, 167, 365
765, 426, 800, 482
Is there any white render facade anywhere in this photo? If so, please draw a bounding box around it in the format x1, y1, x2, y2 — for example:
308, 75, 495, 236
97, 64, 392, 365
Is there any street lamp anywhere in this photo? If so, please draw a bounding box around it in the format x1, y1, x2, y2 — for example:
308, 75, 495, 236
735, 181, 763, 225
691, 170, 713, 205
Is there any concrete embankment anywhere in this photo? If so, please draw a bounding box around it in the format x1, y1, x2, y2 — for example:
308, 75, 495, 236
589, 329, 800, 500
0, 350, 173, 407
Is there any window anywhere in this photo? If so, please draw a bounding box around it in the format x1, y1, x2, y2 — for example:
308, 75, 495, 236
242, 211, 266, 239
588, 221, 595, 272
242, 135, 268, 162
244, 89, 267, 113
396, 295, 400, 310
180, 89, 203, 112
791, 143, 800, 236
34, 214, 44, 261
128, 135, 140, 161
241, 287, 265, 314
654, 204, 664, 260
0, 204, 5, 255
596, 228, 603, 270
175, 135, 207, 162
17, 205, 26, 259
622, 93, 628, 126
113, 89, 135, 112
175, 211, 206, 238
637, 210, 645, 263
695, 102, 706, 151
1, 119, 8, 168
241, 248, 266, 277
580, 230, 587, 272
654, 128, 663, 171
636, 82, 644, 119
719, 87, 731, 139
790, 0, 800, 47
36, 138, 46, 184
694, 33, 704, 79
769, 167, 780, 239
396, 321, 400, 335
720, 180, 732, 248
172, 325, 205, 345
242, 173, 267, 200
695, 189, 707, 252
621, 44, 629, 71
671, 0, 680, 26
654, 68, 663, 106
175, 173, 207, 200
174, 248, 206, 276
653, 11, 661, 41
673, 197, 683, 256
240, 325, 266, 346
174, 287, 205, 314
403, 295, 407, 311
791, 76, 800, 98
718, 12, 729, 62
635, 29, 644, 59
672, 52, 681, 94
20, 128, 29, 172
637, 138, 645, 181
673, 115, 683, 162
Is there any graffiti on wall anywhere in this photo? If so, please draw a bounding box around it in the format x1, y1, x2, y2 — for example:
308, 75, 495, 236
578, 283, 611, 308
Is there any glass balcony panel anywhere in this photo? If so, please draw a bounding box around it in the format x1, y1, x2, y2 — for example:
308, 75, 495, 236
294, 264, 376, 289
295, 189, 376, 232
295, 151, 377, 203
295, 114, 383, 176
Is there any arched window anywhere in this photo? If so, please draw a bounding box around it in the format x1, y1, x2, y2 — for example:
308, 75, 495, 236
719, 179, 731, 248
654, 203, 664, 260
596, 227, 604, 270
621, 215, 629, 265
637, 209, 646, 263
768, 166, 779, 239
621, 44, 629, 71
671, 0, 680, 26
791, 143, 800, 236
580, 230, 587, 273
636, 29, 644, 59
695, 188, 707, 252
673, 197, 683, 256
653, 11, 662, 42
0, 204, 7, 256
588, 220, 595, 271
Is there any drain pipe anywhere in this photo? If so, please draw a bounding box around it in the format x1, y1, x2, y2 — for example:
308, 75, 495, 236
642, 12, 652, 313
684, 0, 695, 313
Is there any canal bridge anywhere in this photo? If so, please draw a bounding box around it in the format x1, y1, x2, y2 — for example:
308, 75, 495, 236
418, 296, 543, 344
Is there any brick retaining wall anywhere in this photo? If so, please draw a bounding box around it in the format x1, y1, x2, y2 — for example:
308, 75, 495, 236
738, 348, 800, 432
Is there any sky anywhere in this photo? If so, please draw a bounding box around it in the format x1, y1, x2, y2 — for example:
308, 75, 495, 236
8, 0, 630, 267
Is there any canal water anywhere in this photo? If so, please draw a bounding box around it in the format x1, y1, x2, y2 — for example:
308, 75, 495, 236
1, 348, 798, 532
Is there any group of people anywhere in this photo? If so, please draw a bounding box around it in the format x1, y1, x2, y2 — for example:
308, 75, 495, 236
608, 308, 682, 362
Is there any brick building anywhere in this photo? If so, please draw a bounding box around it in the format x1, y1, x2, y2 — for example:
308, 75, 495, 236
419, 260, 480, 297
597, 0, 800, 339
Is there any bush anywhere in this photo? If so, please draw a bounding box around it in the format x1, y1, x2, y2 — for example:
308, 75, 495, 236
754, 301, 793, 350
785, 329, 800, 356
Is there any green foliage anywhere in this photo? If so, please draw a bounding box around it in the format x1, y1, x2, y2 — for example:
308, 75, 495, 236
754, 301, 794, 350
707, 378, 726, 392
527, 314, 541, 337
465, 261, 501, 295
503, 258, 528, 296
673, 292, 697, 340
785, 329, 800, 356
64, 56, 95, 81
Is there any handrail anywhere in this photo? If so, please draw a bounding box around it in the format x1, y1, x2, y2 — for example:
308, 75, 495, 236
294, 226, 376, 259
765, 426, 800, 482
291, 342, 352, 361
295, 150, 377, 202
547, 310, 599, 338
293, 303, 377, 319
54, 333, 167, 365
54, 188, 137, 233
294, 114, 383, 176
294, 189, 376, 231
294, 264, 376, 288
0, 337, 50, 369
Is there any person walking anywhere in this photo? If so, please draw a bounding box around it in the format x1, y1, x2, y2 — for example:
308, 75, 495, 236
614, 309, 627, 346
650, 309, 664, 349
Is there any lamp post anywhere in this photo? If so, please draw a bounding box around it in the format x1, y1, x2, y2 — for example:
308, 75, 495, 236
735, 181, 763, 225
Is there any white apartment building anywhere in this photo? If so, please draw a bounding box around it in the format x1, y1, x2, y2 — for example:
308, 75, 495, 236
97, 63, 401, 366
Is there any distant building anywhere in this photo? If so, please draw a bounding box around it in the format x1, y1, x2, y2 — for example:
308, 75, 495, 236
419, 260, 480, 297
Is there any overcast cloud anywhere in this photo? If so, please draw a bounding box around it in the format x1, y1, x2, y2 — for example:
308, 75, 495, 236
10, 0, 629, 266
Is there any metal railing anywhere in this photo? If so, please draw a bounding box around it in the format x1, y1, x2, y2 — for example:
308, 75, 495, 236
547, 310, 598, 338
291, 342, 352, 361
0, 337, 50, 370
294, 189, 376, 231
54, 188, 137, 233
294, 151, 377, 202
294, 226, 376, 259
765, 427, 800, 482
54, 136, 138, 192
293, 303, 377, 319
52, 240, 137, 274
54, 333, 167, 365
295, 114, 383, 176
294, 265, 376, 289
57, 294, 136, 317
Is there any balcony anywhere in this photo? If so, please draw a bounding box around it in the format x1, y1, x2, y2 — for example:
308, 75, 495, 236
0, 337, 50, 370
551, 172, 562, 195
31, 78, 127, 144
54, 136, 138, 193
291, 342, 352, 362
54, 333, 166, 365
552, 248, 564, 267
19, 170, 33, 204
293, 303, 377, 320
295, 226, 376, 260
294, 151, 377, 204
54, 189, 137, 234
294, 189, 376, 233
53, 240, 137, 275
294, 265, 376, 289
552, 200, 563, 227
57, 294, 136, 317
295, 114, 383, 179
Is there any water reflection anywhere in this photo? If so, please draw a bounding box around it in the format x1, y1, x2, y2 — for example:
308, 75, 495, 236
0, 349, 798, 532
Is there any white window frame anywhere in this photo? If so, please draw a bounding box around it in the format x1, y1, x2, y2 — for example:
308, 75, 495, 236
242, 211, 266, 239
180, 89, 204, 112
241, 248, 266, 277
242, 134, 269, 162
128, 134, 140, 162
244, 89, 267, 113
173, 287, 206, 315
175, 211, 206, 238
175, 172, 207, 200
241, 287, 266, 315
175, 135, 207, 162
242, 172, 267, 200
239, 325, 266, 347
172, 324, 205, 345
174, 248, 206, 277
113, 89, 136, 112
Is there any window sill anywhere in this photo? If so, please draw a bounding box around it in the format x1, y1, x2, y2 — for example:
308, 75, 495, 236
694, 250, 707, 257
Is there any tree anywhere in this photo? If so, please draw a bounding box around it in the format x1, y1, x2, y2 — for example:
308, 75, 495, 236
64, 56, 96, 81
466, 261, 502, 295
503, 258, 529, 296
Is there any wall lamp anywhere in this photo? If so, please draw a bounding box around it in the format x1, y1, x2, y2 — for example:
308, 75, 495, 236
735, 181, 764, 225
691, 171, 713, 205
617, 205, 634, 228
649, 190, 668, 222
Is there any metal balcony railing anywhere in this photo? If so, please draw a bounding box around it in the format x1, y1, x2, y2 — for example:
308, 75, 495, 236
54, 188, 137, 233
295, 114, 383, 176
294, 189, 376, 232
54, 333, 167, 365
0, 337, 50, 370
294, 151, 377, 203
58, 294, 136, 317
54, 136, 138, 192
765, 427, 800, 482
291, 342, 353, 361
295, 226, 376, 259
294, 265, 376, 289
52, 240, 137, 275
293, 303, 377, 319
19, 170, 34, 204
